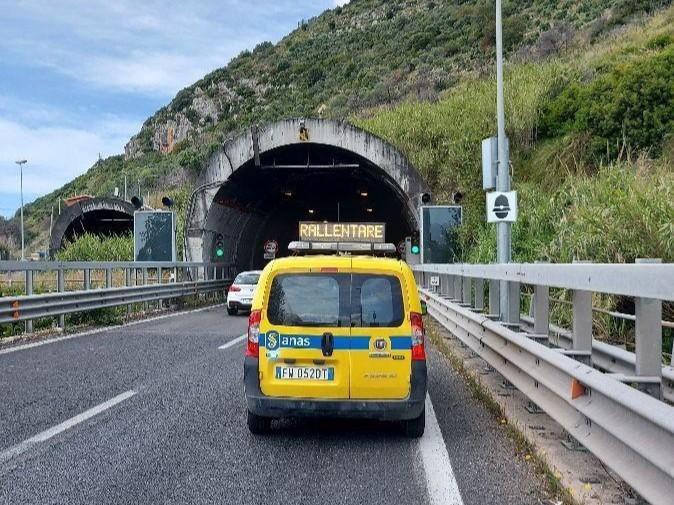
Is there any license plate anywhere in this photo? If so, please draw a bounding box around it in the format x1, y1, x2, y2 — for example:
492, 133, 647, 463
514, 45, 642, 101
275, 366, 334, 381
242, 298, 252, 304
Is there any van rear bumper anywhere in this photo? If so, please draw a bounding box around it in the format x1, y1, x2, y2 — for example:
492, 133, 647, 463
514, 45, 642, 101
243, 357, 427, 421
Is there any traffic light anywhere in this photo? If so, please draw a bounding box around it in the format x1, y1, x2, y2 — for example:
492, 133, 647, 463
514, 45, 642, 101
410, 231, 421, 255
215, 234, 224, 258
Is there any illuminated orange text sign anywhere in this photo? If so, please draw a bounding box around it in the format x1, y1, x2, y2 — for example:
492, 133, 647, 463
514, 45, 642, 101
299, 222, 386, 243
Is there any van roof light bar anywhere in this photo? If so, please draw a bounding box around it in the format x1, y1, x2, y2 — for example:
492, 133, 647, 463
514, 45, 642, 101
288, 241, 397, 255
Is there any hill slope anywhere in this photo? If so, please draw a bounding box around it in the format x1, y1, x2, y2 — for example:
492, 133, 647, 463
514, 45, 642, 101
4, 0, 672, 257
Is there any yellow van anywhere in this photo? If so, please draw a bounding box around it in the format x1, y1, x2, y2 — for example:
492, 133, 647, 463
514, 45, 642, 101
243, 251, 427, 437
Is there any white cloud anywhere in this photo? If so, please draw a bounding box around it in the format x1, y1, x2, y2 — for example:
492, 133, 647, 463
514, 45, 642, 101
0, 116, 140, 200
2, 0, 329, 97
334, 0, 350, 5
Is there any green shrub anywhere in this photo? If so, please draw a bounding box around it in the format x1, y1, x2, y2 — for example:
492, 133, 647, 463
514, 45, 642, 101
57, 233, 133, 262
540, 46, 674, 158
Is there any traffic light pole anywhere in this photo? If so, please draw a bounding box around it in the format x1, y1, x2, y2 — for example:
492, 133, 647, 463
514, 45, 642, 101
495, 0, 513, 321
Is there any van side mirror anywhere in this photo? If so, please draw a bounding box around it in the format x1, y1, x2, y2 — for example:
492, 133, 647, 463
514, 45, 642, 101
421, 300, 428, 316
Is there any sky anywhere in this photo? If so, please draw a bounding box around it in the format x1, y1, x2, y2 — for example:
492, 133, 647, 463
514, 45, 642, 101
0, 0, 350, 218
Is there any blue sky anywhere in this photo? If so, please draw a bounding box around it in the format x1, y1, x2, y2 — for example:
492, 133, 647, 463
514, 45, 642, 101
0, 0, 349, 218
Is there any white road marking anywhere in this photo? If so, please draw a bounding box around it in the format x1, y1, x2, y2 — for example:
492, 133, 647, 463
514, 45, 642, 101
218, 334, 247, 350
0, 303, 227, 356
420, 394, 465, 505
0, 390, 136, 464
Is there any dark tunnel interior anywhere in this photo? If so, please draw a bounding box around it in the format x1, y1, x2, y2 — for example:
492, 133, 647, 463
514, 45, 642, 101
207, 143, 417, 270
62, 210, 134, 245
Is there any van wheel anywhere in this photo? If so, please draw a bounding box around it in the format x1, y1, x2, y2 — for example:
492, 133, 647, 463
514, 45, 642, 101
403, 408, 425, 438
247, 410, 272, 435
227, 306, 237, 316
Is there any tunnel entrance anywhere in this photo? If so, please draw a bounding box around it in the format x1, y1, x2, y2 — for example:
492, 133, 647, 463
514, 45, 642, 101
49, 197, 135, 256
185, 119, 430, 272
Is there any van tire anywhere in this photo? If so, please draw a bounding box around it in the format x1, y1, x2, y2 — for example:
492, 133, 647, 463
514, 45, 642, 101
403, 408, 425, 438
247, 410, 271, 434
227, 306, 238, 316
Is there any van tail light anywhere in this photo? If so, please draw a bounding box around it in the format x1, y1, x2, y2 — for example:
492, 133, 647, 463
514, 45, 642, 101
410, 312, 426, 361
229, 285, 241, 293
246, 310, 261, 357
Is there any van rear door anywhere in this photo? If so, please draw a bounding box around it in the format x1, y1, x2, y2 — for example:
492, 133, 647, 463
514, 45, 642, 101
258, 258, 351, 399
349, 259, 412, 400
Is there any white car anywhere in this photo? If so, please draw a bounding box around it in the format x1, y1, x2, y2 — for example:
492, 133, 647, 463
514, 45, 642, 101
227, 271, 262, 315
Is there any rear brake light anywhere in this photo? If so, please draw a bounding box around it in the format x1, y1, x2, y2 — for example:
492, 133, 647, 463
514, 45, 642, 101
246, 310, 261, 357
320, 267, 338, 273
229, 285, 241, 292
410, 312, 426, 361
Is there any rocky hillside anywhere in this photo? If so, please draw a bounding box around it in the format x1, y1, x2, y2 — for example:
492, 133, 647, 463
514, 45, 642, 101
124, 0, 657, 160
7, 0, 671, 256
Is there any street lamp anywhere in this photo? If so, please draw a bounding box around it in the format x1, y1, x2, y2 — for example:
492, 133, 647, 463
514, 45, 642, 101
15, 160, 27, 261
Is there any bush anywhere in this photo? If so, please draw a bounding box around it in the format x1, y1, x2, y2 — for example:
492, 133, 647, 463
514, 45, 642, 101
57, 233, 133, 262
540, 46, 674, 158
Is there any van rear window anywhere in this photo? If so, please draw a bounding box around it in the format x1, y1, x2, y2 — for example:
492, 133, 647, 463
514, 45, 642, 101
266, 273, 404, 328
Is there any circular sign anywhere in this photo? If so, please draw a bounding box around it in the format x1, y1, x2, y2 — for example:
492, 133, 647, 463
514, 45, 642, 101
264, 240, 279, 255
493, 195, 511, 219
397, 241, 406, 255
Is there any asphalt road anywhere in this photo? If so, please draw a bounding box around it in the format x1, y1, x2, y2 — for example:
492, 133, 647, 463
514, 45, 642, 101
0, 306, 544, 505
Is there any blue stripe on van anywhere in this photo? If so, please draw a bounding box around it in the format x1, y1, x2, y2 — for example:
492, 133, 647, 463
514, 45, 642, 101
259, 333, 412, 350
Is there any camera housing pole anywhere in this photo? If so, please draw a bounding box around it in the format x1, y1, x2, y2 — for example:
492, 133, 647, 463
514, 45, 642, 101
495, 0, 512, 321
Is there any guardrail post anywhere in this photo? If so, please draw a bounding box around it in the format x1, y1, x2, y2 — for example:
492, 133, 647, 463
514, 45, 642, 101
504, 281, 520, 325
158, 267, 163, 309
635, 259, 662, 399
125, 267, 132, 317
84, 269, 91, 290
533, 284, 550, 336
571, 261, 592, 365
24, 269, 33, 333
462, 276, 471, 306
57, 268, 65, 329
489, 279, 500, 317
453, 276, 462, 301
474, 279, 484, 311
438, 274, 447, 297
105, 268, 112, 289
142, 267, 148, 312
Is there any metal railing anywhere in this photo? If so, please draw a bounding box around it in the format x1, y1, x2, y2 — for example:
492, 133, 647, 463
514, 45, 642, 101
414, 262, 674, 505
0, 261, 234, 331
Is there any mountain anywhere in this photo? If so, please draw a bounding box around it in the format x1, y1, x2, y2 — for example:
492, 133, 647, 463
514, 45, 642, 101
6, 0, 672, 257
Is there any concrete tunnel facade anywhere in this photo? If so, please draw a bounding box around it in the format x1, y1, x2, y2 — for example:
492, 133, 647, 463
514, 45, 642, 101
50, 197, 135, 257
184, 118, 431, 271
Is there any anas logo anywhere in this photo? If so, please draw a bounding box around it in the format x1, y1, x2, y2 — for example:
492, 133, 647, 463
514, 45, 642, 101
374, 338, 387, 351
267, 331, 280, 350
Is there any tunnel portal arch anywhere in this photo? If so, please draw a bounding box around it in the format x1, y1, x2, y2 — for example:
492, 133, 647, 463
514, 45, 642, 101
185, 118, 430, 270
49, 197, 135, 256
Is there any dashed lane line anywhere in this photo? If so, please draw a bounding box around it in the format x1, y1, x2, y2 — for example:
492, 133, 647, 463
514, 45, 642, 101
0, 390, 137, 464
218, 334, 247, 350
420, 394, 465, 505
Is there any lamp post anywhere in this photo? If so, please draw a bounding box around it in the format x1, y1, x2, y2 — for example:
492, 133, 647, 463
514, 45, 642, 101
15, 160, 27, 261
495, 0, 512, 320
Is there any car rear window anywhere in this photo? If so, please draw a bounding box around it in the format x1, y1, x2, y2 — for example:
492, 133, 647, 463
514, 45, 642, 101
266, 273, 404, 328
267, 274, 351, 327
352, 274, 404, 328
234, 273, 260, 285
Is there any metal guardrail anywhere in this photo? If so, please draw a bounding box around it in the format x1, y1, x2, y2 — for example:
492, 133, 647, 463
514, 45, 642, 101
0, 261, 234, 331
414, 263, 674, 505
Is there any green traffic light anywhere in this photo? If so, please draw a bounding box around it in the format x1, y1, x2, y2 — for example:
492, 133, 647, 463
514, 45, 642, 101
216, 249, 224, 257
411, 245, 420, 255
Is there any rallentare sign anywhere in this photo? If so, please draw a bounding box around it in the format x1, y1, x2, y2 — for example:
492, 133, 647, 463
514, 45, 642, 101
299, 222, 386, 243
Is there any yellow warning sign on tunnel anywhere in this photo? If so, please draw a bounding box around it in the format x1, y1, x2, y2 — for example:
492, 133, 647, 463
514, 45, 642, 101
299, 222, 386, 243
